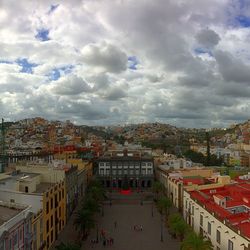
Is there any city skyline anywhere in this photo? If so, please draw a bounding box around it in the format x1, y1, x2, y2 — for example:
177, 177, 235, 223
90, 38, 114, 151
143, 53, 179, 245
0, 0, 250, 128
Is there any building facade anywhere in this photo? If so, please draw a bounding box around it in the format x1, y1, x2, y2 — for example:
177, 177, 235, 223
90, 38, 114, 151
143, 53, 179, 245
0, 202, 33, 250
96, 150, 154, 189
183, 184, 250, 250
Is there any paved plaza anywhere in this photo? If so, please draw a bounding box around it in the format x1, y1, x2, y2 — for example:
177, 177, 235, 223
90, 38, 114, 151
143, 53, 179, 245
82, 201, 180, 250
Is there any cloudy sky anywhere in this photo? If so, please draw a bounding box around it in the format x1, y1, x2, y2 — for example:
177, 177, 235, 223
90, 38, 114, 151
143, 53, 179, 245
0, 0, 250, 128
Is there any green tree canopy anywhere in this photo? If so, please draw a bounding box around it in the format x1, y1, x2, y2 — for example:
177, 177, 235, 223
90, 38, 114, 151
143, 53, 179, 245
181, 232, 213, 250
157, 196, 172, 216
56, 243, 80, 250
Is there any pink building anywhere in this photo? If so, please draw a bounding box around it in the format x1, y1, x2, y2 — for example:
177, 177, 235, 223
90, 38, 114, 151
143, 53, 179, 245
0, 202, 32, 250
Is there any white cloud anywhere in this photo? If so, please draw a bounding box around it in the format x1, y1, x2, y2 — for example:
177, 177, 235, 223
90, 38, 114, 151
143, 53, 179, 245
0, 0, 250, 127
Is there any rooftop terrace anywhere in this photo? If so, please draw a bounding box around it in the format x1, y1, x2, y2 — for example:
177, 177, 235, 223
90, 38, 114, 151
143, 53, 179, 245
189, 182, 250, 239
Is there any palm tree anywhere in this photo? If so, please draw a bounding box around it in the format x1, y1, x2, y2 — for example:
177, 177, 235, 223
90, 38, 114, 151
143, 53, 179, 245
55, 243, 81, 250
152, 181, 164, 201
181, 232, 213, 250
82, 195, 100, 213
157, 197, 172, 217
172, 219, 187, 240
88, 186, 106, 202
74, 209, 95, 240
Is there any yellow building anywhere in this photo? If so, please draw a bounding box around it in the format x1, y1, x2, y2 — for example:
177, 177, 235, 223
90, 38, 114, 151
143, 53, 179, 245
42, 180, 66, 249
0, 169, 66, 250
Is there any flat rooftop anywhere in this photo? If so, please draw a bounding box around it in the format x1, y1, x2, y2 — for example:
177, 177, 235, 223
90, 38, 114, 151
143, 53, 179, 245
0, 204, 25, 226
34, 182, 53, 194
10, 172, 40, 181
189, 182, 250, 239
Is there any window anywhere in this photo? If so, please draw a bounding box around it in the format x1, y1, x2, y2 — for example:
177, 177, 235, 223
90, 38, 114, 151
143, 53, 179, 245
0, 241, 4, 250
46, 220, 49, 233
216, 230, 221, 244
228, 240, 233, 250
129, 170, 134, 175
62, 189, 64, 198
47, 236, 49, 248
99, 169, 104, 175
50, 198, 53, 209
51, 215, 53, 227
142, 169, 146, 175
192, 205, 194, 215
124, 169, 127, 175
25, 186, 29, 193
135, 170, 139, 175
100, 163, 104, 166
208, 222, 211, 235
51, 230, 53, 243
46, 201, 49, 214
19, 228, 23, 240
147, 169, 152, 174
13, 232, 18, 246
112, 170, 116, 175
200, 215, 203, 226
106, 169, 110, 175
118, 170, 122, 175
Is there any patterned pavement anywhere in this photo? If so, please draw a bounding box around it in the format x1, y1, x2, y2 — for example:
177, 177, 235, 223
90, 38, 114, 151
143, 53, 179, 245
82, 202, 180, 250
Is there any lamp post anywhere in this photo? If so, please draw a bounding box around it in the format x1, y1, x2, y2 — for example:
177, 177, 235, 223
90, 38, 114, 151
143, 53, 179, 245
151, 202, 154, 217
160, 214, 163, 242
102, 202, 104, 216
96, 223, 99, 243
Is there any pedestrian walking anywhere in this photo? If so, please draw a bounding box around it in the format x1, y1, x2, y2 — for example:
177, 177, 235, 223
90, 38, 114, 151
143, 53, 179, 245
110, 237, 114, 245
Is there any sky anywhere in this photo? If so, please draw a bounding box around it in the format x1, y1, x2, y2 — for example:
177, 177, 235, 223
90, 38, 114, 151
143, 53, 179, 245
0, 0, 250, 128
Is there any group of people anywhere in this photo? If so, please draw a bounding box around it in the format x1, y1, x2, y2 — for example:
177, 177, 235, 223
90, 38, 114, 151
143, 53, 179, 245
133, 224, 143, 231
102, 237, 114, 247
90, 228, 115, 248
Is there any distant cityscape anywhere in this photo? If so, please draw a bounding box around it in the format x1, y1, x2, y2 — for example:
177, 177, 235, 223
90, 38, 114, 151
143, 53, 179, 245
0, 117, 250, 250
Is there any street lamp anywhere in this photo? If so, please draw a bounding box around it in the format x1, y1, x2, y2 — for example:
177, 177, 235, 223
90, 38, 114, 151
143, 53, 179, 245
102, 202, 104, 216
151, 202, 154, 217
96, 223, 99, 243
160, 215, 163, 242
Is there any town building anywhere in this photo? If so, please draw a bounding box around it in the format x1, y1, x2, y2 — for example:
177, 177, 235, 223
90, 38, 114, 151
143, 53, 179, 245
158, 167, 231, 212
183, 183, 250, 250
0, 170, 66, 250
0, 201, 33, 250
96, 149, 154, 189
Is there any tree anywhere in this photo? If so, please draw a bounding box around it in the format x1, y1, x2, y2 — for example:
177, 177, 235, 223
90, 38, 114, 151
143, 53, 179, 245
82, 196, 100, 213
181, 232, 213, 250
152, 181, 164, 201
56, 243, 81, 250
168, 213, 186, 239
157, 197, 172, 217
74, 209, 95, 240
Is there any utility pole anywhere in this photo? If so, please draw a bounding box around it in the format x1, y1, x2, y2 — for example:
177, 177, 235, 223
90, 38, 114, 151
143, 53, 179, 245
0, 118, 7, 173
206, 131, 210, 166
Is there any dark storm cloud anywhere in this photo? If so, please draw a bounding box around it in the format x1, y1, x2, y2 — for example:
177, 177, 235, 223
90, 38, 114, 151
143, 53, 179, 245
196, 29, 221, 48
214, 50, 250, 83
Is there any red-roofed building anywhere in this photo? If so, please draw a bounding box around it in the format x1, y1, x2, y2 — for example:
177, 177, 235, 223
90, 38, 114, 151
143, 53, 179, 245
184, 183, 250, 250
161, 168, 231, 212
